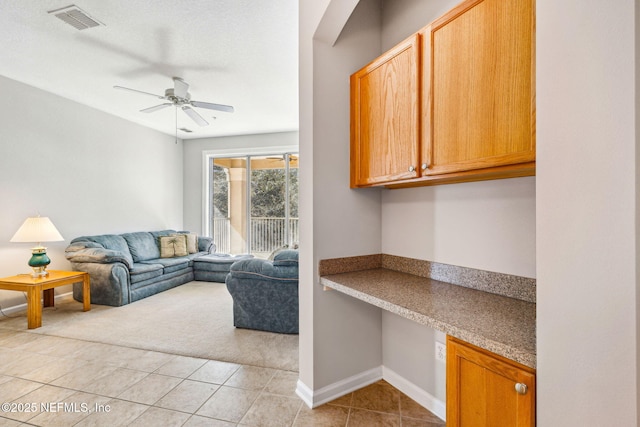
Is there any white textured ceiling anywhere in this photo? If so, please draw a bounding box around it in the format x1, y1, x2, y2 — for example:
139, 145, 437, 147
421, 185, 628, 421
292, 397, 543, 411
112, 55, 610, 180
0, 1, 298, 139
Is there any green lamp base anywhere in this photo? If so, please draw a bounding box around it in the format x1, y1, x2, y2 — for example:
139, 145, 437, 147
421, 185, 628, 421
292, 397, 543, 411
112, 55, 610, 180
28, 247, 51, 278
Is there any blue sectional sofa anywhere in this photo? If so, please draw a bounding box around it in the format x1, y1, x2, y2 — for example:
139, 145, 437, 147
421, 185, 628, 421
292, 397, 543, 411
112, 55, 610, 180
65, 230, 215, 306
193, 253, 254, 282
225, 249, 299, 334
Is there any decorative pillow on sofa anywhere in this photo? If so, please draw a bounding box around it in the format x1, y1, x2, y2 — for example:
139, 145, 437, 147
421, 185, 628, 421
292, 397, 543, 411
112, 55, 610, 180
174, 232, 198, 254
159, 235, 188, 258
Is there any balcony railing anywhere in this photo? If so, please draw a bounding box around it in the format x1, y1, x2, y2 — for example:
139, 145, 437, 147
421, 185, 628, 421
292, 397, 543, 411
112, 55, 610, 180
212, 217, 231, 254
212, 217, 299, 255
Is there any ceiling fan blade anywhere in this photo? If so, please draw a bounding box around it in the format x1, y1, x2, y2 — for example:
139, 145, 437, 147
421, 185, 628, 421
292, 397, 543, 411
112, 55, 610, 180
191, 100, 235, 113
182, 106, 209, 126
114, 85, 165, 99
140, 103, 173, 113
173, 77, 189, 99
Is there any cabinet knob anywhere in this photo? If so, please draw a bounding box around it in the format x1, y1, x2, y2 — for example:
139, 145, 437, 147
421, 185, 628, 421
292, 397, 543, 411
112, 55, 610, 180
408, 166, 415, 172
515, 383, 528, 395
421, 163, 428, 170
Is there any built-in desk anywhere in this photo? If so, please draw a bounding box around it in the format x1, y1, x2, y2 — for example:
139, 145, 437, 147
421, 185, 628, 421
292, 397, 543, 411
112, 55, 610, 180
319, 255, 536, 368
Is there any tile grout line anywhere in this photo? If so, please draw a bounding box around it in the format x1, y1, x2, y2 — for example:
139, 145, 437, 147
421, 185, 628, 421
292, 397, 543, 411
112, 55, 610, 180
0, 331, 444, 426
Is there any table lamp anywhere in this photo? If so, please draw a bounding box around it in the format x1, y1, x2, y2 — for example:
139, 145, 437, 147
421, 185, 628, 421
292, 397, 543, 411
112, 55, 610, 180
10, 216, 64, 277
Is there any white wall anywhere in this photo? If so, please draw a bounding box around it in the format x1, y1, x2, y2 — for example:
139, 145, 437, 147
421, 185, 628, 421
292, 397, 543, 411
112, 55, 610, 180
537, 0, 639, 425
382, 312, 447, 401
298, 0, 330, 394
181, 132, 299, 235
299, 0, 385, 398
381, 0, 455, 51
0, 75, 184, 308
381, 178, 536, 277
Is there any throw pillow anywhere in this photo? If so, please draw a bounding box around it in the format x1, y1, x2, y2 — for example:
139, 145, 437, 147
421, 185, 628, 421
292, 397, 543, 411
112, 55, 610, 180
174, 233, 198, 254
160, 235, 188, 258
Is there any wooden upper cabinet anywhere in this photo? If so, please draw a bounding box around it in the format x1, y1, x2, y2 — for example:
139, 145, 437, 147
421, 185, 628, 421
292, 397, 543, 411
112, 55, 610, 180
350, 34, 420, 187
447, 336, 536, 427
350, 0, 536, 188
422, 0, 535, 177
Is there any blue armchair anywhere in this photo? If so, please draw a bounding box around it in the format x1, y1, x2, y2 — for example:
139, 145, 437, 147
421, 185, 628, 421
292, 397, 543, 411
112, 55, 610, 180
225, 250, 299, 334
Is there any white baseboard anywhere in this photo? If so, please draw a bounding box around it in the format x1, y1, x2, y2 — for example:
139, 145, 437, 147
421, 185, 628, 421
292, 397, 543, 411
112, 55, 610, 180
295, 379, 314, 407
0, 291, 73, 316
296, 366, 382, 408
382, 366, 446, 421
296, 364, 445, 422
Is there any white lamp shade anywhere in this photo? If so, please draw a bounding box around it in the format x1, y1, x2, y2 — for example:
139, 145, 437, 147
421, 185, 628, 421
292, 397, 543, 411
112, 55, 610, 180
10, 216, 64, 243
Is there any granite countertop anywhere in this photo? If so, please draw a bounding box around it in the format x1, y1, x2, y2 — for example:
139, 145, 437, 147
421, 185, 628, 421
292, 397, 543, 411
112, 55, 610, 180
320, 267, 536, 368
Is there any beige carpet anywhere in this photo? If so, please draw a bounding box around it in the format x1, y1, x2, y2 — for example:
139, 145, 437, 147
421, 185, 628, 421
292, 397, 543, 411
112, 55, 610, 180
0, 281, 298, 372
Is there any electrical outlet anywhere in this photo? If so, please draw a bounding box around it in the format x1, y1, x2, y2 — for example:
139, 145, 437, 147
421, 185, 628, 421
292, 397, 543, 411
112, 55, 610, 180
435, 341, 446, 362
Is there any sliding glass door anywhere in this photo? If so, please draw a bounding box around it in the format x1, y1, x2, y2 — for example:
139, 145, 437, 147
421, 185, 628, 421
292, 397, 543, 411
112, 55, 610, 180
209, 153, 298, 258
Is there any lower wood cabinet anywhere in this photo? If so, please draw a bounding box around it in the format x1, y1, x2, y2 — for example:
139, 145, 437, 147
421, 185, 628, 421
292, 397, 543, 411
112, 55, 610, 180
446, 336, 536, 427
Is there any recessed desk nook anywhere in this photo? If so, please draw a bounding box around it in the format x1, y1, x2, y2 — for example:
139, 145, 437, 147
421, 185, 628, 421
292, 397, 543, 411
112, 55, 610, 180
319, 254, 536, 426
319, 254, 535, 367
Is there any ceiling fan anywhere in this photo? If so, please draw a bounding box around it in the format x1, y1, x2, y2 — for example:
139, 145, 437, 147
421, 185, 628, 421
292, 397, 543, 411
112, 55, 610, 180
114, 77, 234, 127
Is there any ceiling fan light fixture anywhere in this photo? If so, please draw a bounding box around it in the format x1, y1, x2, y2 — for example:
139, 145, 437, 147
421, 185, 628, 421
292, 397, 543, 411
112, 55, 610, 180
48, 5, 104, 30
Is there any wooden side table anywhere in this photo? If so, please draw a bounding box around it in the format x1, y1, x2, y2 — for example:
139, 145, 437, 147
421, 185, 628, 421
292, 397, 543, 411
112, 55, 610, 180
0, 270, 90, 329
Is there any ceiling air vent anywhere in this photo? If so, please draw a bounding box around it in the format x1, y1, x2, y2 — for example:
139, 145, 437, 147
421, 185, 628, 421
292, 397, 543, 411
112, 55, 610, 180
179, 128, 193, 133
48, 5, 104, 30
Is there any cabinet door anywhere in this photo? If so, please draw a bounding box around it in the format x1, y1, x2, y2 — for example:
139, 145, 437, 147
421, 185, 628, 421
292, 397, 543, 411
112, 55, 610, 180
447, 336, 535, 427
350, 34, 420, 187
422, 0, 535, 176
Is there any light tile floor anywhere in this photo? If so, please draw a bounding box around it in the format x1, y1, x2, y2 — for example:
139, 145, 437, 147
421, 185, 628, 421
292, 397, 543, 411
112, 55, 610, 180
0, 328, 445, 426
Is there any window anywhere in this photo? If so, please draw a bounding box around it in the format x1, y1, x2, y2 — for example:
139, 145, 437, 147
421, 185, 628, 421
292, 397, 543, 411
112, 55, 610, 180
207, 152, 298, 258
